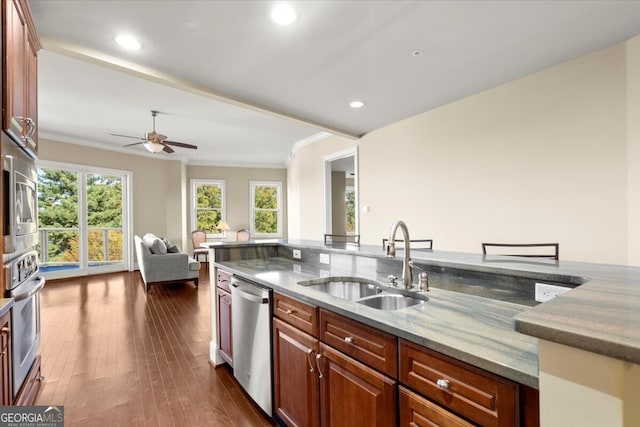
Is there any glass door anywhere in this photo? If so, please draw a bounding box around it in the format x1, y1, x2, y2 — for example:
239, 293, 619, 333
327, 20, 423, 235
37, 162, 131, 279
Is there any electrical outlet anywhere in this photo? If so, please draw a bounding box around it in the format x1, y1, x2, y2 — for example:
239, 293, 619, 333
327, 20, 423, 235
535, 283, 571, 303
319, 253, 330, 264
292, 249, 301, 259
293, 264, 301, 274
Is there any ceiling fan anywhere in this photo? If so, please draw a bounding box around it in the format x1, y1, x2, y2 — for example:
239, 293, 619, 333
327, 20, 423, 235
111, 110, 198, 154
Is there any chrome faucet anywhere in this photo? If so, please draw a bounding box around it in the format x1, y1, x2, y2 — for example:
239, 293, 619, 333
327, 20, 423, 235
385, 220, 413, 289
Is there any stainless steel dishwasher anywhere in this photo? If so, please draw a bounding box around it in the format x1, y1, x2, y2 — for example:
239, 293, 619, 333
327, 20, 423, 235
230, 275, 273, 416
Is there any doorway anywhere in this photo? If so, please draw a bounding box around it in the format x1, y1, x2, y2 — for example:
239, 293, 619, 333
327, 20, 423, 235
323, 147, 358, 237
36, 161, 132, 279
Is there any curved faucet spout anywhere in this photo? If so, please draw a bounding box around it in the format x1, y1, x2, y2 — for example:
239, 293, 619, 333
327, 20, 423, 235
386, 220, 412, 289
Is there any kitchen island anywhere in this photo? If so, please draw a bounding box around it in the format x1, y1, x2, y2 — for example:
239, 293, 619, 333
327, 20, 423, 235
204, 240, 640, 426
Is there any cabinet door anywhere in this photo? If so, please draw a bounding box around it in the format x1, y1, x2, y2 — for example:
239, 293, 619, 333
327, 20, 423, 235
25, 30, 38, 154
4, 0, 27, 143
318, 343, 396, 427
217, 288, 232, 366
0, 312, 11, 405
273, 318, 320, 427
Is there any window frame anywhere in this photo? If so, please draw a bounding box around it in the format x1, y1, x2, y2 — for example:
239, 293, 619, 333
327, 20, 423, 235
191, 179, 226, 238
250, 180, 283, 238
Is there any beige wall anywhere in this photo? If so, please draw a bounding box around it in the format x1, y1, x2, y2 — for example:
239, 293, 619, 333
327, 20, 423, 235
289, 39, 637, 265
187, 165, 287, 250
627, 37, 640, 266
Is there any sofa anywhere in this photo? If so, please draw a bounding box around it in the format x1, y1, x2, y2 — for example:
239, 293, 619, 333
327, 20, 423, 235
134, 234, 200, 292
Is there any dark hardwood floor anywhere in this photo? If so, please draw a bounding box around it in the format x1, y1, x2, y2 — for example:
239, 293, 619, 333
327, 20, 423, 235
36, 269, 274, 427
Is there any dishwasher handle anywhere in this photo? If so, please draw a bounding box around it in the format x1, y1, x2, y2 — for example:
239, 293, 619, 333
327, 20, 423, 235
231, 278, 270, 304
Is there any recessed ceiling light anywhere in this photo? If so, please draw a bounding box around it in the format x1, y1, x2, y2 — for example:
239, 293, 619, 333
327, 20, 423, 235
115, 34, 141, 51
271, 4, 297, 25
349, 101, 365, 109
412, 50, 423, 57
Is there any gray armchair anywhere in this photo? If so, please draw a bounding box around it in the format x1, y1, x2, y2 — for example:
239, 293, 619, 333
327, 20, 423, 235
134, 234, 200, 292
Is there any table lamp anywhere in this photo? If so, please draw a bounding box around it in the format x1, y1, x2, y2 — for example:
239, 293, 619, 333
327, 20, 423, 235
217, 220, 231, 241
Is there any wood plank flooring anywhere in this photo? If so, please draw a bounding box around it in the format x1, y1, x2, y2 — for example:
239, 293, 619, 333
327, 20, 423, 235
35, 269, 274, 427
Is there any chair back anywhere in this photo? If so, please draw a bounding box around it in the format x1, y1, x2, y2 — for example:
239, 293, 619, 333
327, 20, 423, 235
237, 229, 251, 241
324, 234, 360, 245
481, 242, 559, 260
191, 230, 206, 248
382, 238, 433, 250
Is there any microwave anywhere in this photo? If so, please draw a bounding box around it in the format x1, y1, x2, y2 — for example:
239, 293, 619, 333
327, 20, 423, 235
3, 137, 38, 257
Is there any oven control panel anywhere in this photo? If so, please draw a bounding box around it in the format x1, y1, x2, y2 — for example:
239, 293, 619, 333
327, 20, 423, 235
5, 250, 38, 290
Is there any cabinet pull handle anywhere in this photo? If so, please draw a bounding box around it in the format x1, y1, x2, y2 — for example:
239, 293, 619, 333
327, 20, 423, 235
285, 309, 295, 315
436, 379, 450, 390
344, 336, 354, 343
315, 353, 324, 379
1, 327, 9, 340
306, 349, 315, 373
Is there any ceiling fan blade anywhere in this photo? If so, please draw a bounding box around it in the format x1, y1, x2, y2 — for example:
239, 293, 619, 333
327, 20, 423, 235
111, 133, 143, 140
162, 144, 175, 154
123, 141, 144, 147
164, 140, 198, 150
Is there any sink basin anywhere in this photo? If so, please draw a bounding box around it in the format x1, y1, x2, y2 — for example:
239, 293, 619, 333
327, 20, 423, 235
298, 277, 383, 300
356, 293, 426, 310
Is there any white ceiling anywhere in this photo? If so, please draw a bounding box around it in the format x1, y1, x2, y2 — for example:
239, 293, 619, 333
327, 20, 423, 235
30, 1, 640, 167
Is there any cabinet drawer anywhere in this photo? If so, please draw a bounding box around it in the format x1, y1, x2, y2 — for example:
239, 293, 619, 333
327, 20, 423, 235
274, 293, 319, 337
320, 309, 397, 378
216, 269, 232, 293
400, 386, 474, 427
399, 340, 517, 427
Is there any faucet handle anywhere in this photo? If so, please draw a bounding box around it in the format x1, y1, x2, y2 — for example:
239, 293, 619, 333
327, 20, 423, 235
387, 275, 398, 286
418, 272, 429, 292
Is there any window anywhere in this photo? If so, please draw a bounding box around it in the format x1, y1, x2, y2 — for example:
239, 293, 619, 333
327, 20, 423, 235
191, 180, 225, 236
250, 181, 282, 237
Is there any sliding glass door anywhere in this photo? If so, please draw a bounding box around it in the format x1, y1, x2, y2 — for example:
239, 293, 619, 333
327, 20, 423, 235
37, 162, 131, 279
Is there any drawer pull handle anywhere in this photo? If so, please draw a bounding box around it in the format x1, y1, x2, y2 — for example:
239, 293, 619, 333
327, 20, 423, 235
285, 309, 295, 315
306, 349, 315, 373
344, 336, 354, 343
436, 379, 450, 390
315, 353, 324, 379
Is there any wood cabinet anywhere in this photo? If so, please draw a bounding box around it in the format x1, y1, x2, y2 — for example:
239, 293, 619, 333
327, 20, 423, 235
273, 317, 320, 427
318, 343, 396, 427
399, 339, 518, 427
2, 0, 40, 157
0, 310, 11, 405
400, 386, 474, 427
273, 293, 396, 427
216, 269, 232, 366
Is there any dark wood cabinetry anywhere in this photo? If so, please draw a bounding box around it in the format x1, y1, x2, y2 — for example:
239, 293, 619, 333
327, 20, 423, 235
2, 0, 40, 156
216, 269, 233, 365
273, 294, 396, 427
0, 310, 11, 405
399, 386, 474, 427
273, 317, 320, 427
13, 355, 40, 406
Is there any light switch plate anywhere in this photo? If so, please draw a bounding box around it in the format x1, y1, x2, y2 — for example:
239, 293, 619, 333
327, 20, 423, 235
319, 253, 330, 264
292, 249, 301, 259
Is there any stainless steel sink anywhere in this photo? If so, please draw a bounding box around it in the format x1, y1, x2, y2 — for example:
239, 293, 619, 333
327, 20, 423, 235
356, 293, 426, 310
298, 277, 383, 300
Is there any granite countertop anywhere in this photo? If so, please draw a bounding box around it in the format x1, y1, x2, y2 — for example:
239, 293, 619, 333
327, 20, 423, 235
0, 298, 14, 317
214, 256, 539, 388
209, 239, 640, 381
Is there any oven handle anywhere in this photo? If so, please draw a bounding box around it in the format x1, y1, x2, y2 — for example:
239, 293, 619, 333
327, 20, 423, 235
12, 276, 45, 302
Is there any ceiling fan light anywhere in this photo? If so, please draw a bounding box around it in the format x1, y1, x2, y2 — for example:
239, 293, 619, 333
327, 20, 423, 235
143, 141, 164, 153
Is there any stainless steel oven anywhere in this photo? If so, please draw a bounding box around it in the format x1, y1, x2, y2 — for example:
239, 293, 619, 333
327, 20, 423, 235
4, 250, 45, 399
2, 138, 38, 258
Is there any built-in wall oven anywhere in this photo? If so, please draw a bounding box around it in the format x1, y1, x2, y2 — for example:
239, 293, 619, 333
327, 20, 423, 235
4, 250, 44, 399
2, 138, 38, 258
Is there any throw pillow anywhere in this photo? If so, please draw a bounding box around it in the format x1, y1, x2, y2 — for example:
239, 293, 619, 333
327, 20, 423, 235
143, 234, 167, 254
162, 237, 180, 253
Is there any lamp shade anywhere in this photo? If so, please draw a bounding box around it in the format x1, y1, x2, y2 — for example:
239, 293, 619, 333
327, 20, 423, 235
143, 141, 164, 153
216, 220, 230, 231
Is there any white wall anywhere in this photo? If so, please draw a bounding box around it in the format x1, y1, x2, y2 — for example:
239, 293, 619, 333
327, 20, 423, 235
288, 39, 637, 265
627, 37, 640, 266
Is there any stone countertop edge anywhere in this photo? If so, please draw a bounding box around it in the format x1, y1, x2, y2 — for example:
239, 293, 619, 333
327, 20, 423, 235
214, 257, 539, 388
206, 239, 640, 366
0, 298, 14, 317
